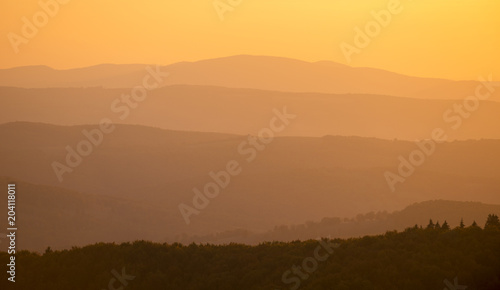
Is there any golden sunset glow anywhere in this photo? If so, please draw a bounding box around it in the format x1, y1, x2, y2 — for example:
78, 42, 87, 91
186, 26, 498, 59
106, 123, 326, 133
2, 1, 500, 288
1, 0, 499, 80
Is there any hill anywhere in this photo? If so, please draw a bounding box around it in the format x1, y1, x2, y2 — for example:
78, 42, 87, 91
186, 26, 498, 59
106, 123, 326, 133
1, 55, 498, 101
1, 173, 499, 252
1, 221, 499, 289
0, 177, 172, 252
179, 200, 500, 244
1, 85, 500, 140
1, 123, 499, 245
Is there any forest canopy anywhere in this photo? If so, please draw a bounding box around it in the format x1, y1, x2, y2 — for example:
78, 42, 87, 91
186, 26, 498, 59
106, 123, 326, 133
1, 215, 499, 290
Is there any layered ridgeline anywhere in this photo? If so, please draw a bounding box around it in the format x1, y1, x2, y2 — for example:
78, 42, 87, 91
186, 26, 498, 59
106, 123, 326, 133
1, 219, 499, 289
0, 123, 499, 251
1, 56, 499, 101
1, 85, 500, 140
178, 200, 500, 244
0, 177, 498, 252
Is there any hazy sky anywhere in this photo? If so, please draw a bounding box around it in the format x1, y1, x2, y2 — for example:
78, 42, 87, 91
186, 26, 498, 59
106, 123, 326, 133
1, 0, 499, 80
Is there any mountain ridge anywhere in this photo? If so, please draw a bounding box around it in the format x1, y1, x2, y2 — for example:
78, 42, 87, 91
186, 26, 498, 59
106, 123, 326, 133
2, 85, 500, 140
1, 55, 497, 101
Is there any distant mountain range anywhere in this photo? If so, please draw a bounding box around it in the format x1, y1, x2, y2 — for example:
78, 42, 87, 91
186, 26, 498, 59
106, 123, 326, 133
1, 56, 498, 253
1, 85, 500, 140
1, 55, 499, 101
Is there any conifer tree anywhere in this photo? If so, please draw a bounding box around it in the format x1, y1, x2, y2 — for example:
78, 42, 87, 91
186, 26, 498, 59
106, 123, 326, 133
485, 214, 500, 230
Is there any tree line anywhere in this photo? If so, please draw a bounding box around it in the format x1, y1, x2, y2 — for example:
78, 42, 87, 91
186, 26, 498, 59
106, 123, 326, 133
1, 214, 499, 289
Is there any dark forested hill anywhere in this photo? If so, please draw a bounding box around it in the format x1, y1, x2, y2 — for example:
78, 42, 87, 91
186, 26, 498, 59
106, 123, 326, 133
1, 217, 499, 290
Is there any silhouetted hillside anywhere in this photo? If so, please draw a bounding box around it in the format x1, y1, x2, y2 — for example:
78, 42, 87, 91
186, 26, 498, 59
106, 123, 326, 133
178, 200, 500, 244
1, 221, 499, 289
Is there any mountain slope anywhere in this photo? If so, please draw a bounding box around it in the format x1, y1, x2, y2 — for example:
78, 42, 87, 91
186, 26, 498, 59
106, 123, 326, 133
0, 177, 175, 252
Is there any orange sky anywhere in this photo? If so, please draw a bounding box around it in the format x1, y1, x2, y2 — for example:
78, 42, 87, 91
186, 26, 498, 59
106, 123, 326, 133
1, 0, 499, 80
